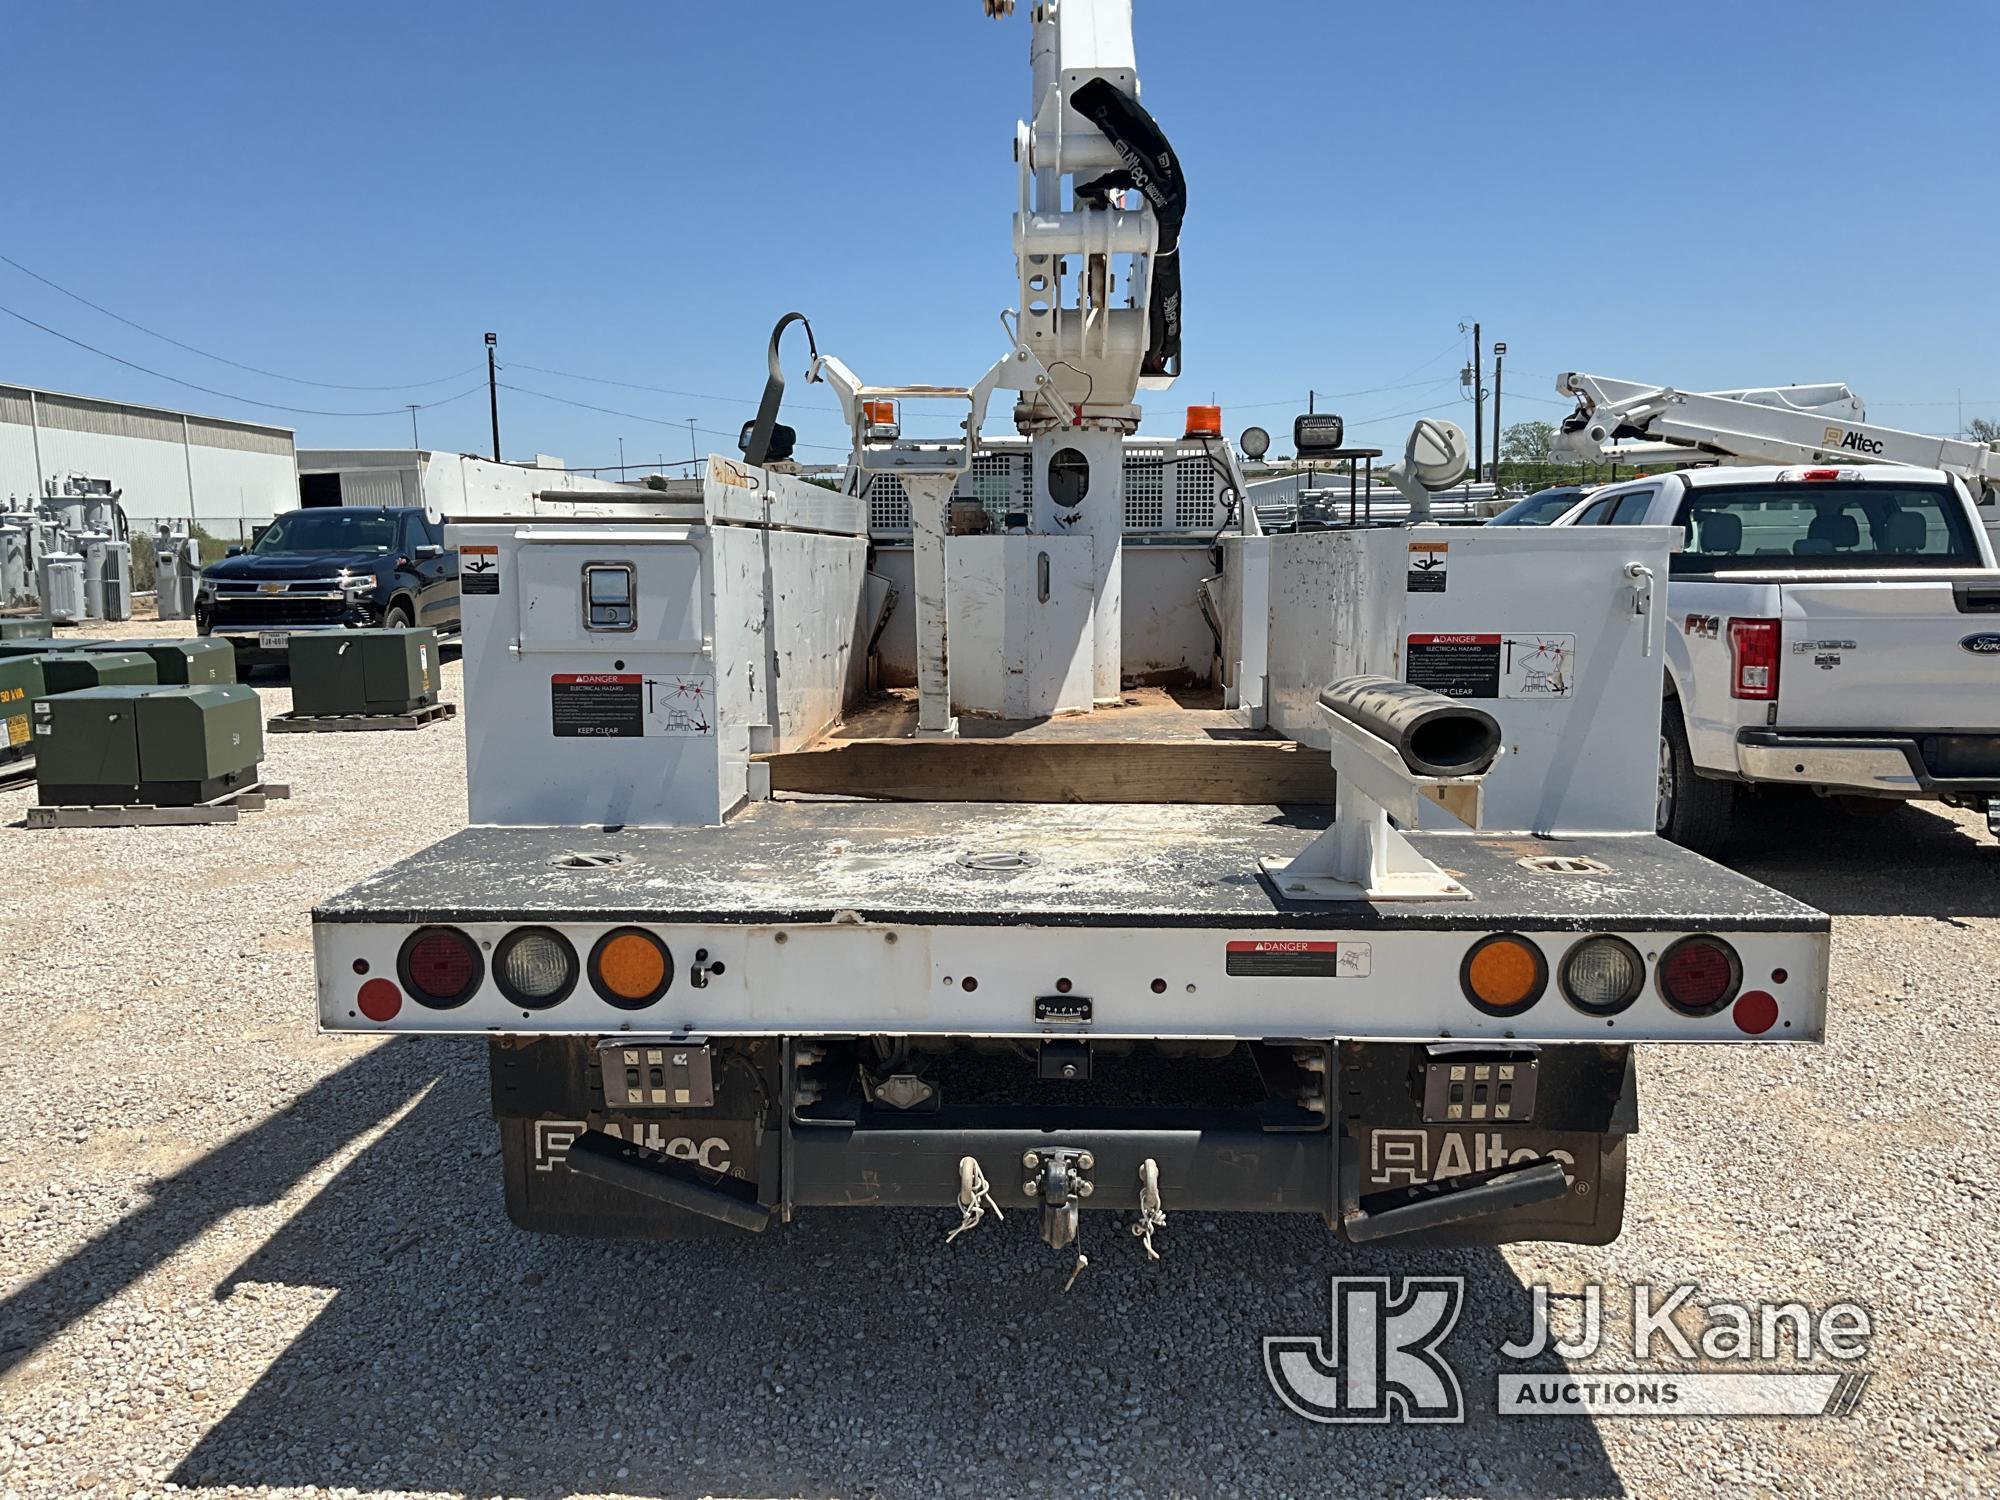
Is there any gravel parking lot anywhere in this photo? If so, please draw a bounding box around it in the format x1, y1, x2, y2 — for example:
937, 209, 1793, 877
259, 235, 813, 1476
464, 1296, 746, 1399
1, 620, 1995, 1499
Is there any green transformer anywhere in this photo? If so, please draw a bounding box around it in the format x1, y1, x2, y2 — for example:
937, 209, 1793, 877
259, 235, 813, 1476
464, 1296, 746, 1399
289, 628, 442, 717
0, 656, 44, 766
32, 651, 159, 695
77, 637, 237, 685
32, 685, 263, 806
0, 617, 55, 640
0, 639, 105, 659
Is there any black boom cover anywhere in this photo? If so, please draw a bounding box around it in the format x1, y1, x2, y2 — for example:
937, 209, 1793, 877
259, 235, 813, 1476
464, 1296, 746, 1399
1070, 76, 1187, 377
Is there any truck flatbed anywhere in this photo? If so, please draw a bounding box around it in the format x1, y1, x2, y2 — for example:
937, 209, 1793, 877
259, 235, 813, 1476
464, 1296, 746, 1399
316, 799, 1820, 934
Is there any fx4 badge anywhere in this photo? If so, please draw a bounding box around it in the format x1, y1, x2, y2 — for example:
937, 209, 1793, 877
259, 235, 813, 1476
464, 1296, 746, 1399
1264, 1277, 1465, 1424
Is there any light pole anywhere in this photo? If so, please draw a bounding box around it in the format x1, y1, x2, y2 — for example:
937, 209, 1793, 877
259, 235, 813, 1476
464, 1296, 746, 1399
1491, 341, 1506, 490
485, 332, 501, 462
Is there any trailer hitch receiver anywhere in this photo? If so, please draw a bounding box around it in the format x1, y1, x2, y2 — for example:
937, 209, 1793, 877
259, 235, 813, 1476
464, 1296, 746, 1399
1022, 1147, 1093, 1249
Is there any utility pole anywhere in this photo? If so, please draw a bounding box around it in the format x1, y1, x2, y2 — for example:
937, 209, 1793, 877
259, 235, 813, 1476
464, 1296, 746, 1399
686, 418, 699, 470
1491, 341, 1506, 491
618, 436, 626, 476
485, 332, 501, 462
1471, 322, 1483, 489
407, 403, 421, 453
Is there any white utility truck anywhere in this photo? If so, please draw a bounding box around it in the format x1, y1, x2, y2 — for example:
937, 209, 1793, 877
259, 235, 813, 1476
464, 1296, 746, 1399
310, 1, 1829, 1273
1552, 373, 2000, 849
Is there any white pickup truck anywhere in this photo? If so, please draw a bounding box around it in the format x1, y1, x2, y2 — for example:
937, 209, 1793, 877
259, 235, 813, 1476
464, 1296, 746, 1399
1551, 463, 2000, 850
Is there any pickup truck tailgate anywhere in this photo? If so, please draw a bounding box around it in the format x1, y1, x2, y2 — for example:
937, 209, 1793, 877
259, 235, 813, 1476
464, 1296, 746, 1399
1780, 578, 2000, 729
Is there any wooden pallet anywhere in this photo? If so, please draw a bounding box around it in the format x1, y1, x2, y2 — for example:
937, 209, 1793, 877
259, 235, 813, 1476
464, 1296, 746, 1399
268, 701, 458, 733
25, 782, 293, 829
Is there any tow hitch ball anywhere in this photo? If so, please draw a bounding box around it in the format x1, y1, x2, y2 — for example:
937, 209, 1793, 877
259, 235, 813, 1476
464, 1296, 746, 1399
1023, 1148, 1092, 1250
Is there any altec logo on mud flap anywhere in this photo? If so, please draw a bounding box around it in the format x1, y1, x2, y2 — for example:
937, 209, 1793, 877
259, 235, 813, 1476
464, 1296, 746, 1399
1265, 1279, 1873, 1424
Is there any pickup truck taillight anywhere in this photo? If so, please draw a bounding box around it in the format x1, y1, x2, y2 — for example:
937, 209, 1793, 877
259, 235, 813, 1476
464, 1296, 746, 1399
1728, 618, 1780, 700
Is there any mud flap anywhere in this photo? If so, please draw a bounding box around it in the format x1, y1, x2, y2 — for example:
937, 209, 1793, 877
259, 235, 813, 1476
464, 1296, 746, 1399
490, 1037, 772, 1240
1334, 1041, 1634, 1247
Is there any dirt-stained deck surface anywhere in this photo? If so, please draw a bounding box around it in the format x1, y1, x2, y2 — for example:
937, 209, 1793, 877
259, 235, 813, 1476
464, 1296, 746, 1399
315, 801, 1823, 932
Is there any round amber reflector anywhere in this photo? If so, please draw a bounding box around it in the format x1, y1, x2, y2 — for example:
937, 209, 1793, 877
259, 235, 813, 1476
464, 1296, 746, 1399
1460, 934, 1547, 1015
589, 928, 672, 1009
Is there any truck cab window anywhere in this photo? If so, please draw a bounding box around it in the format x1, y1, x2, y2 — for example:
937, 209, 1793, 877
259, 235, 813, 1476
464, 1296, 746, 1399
1673, 483, 1981, 573
1607, 490, 1657, 524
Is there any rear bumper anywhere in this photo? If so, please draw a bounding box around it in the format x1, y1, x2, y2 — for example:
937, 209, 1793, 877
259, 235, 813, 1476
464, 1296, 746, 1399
1736, 730, 2000, 798
492, 1037, 1634, 1246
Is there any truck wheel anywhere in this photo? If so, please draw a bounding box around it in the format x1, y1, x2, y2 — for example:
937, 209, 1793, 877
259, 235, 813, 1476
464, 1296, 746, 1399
1658, 699, 1736, 855
383, 601, 414, 629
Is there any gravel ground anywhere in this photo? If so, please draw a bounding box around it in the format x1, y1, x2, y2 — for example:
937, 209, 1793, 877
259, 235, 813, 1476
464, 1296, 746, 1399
1, 620, 1995, 1499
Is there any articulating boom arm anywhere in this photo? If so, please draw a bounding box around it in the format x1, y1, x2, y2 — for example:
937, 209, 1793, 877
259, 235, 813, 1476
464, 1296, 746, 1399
999, 0, 1186, 420
1554, 372, 2000, 502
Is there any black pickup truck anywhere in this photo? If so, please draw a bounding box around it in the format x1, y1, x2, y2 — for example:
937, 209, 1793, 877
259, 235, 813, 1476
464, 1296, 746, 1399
196, 506, 459, 664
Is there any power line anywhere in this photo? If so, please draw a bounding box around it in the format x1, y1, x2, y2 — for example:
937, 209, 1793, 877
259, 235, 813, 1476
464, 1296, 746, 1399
497, 381, 850, 452
0, 301, 487, 418
0, 251, 479, 392
1222, 375, 1460, 414
508, 360, 845, 415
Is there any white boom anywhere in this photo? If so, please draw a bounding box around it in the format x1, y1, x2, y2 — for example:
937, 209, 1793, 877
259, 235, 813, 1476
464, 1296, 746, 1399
1552, 372, 2000, 505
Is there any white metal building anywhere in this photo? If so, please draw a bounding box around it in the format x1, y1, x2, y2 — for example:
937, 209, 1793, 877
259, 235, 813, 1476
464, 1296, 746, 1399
297, 449, 648, 517
0, 383, 298, 533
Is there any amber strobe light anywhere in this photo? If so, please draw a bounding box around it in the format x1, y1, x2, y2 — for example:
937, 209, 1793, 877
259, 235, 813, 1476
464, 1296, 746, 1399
397, 926, 483, 1009
589, 927, 673, 1008
1184, 405, 1224, 439
1460, 934, 1547, 1015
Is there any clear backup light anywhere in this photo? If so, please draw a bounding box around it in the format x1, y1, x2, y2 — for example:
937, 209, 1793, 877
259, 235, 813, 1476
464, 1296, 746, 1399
494, 926, 579, 1009
1560, 935, 1644, 1016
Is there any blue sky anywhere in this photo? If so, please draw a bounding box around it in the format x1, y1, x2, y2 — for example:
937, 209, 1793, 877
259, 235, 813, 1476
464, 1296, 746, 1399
4, 0, 1995, 471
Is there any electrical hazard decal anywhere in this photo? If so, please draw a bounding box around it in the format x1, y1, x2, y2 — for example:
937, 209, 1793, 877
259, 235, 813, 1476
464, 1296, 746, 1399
550, 674, 715, 738
1407, 633, 1575, 699
460, 543, 500, 596
1226, 939, 1371, 978
1407, 541, 1448, 593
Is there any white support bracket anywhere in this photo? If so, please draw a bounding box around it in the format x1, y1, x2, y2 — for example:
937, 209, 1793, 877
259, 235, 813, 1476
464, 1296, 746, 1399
1259, 708, 1491, 903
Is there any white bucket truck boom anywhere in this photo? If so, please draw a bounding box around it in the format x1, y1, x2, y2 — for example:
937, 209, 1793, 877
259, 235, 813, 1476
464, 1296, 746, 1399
310, 2, 1830, 1274
1555, 371, 2000, 516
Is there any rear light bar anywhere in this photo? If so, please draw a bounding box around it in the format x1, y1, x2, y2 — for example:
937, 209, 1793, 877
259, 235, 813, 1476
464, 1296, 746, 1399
1729, 618, 1780, 700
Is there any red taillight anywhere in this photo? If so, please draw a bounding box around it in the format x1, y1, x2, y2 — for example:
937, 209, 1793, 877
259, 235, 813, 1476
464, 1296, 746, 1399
398, 926, 484, 1008
1799, 468, 1841, 482
1657, 935, 1742, 1016
1729, 618, 1780, 700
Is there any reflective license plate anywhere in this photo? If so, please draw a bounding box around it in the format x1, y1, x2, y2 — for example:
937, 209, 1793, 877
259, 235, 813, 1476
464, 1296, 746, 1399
258, 632, 288, 650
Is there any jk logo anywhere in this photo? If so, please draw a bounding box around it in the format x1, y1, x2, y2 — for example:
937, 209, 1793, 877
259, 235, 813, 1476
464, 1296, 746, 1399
1264, 1277, 1466, 1424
